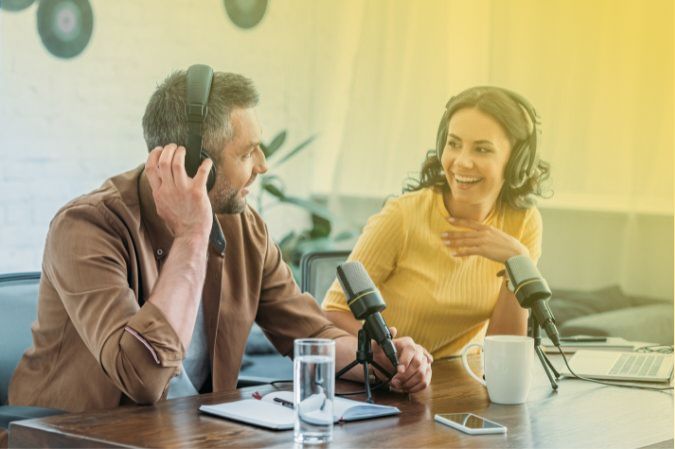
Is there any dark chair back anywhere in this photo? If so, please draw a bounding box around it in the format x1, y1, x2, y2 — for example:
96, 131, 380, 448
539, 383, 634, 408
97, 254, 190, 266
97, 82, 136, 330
300, 251, 351, 303
0, 272, 41, 406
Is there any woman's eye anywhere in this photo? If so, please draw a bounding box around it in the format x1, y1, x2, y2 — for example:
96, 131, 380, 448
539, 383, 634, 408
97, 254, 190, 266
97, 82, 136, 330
447, 140, 460, 149
476, 146, 492, 154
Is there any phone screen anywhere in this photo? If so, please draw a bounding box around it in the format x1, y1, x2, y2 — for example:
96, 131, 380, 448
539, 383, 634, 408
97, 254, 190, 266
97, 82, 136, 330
436, 413, 503, 430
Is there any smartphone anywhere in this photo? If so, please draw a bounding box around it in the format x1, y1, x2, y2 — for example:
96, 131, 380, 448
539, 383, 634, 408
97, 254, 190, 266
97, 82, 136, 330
434, 413, 507, 435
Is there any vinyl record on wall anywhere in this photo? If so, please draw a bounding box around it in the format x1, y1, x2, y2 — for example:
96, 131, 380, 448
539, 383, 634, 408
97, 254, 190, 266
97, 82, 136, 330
0, 0, 35, 11
37, 0, 93, 59
223, 0, 268, 29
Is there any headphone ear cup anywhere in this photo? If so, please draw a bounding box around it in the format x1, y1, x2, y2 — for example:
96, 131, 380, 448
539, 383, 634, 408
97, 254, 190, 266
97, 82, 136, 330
200, 150, 216, 191
505, 141, 530, 189
436, 106, 452, 162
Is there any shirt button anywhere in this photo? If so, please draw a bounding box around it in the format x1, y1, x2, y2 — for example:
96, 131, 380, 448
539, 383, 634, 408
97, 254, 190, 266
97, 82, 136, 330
156, 249, 164, 257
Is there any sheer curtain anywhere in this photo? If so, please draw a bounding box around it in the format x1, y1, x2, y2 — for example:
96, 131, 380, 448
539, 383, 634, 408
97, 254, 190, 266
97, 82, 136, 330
309, 0, 492, 198
488, 0, 673, 214
310, 0, 672, 214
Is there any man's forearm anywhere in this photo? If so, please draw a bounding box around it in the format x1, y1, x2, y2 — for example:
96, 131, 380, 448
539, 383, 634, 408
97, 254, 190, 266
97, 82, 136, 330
325, 310, 362, 335
334, 335, 364, 382
333, 335, 396, 382
147, 234, 209, 349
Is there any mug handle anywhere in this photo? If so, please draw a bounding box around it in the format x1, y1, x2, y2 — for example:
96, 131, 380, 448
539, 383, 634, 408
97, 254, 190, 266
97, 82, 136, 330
461, 343, 486, 386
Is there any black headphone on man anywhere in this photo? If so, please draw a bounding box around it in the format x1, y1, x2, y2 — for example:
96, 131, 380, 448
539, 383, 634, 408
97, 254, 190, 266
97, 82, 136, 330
435, 87, 539, 189
185, 64, 217, 191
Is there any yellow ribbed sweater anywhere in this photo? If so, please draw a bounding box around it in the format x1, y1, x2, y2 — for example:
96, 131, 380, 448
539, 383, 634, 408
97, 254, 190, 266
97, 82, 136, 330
322, 188, 542, 358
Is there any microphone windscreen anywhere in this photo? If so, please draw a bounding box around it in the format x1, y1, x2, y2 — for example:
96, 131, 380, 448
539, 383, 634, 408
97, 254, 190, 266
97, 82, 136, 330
336, 261, 375, 299
505, 255, 541, 286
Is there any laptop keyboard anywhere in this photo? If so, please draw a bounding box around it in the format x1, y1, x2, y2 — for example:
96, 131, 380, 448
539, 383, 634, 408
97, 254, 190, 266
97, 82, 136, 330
608, 353, 665, 377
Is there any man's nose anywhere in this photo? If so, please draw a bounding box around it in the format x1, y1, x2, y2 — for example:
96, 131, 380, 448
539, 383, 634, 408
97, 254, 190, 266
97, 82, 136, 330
255, 149, 268, 174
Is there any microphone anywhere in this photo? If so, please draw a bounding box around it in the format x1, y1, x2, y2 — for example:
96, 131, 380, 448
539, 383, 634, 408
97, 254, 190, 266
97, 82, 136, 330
335, 261, 399, 370
504, 255, 561, 347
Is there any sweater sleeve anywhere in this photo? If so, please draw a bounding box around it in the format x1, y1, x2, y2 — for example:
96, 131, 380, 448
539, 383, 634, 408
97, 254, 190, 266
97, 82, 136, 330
322, 198, 406, 312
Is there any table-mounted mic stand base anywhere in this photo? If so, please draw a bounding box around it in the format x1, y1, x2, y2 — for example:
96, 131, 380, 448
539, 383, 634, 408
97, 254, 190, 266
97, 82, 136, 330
335, 328, 395, 403
531, 315, 560, 391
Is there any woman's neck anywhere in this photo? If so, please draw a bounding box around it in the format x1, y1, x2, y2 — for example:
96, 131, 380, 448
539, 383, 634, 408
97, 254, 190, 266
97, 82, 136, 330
443, 191, 496, 223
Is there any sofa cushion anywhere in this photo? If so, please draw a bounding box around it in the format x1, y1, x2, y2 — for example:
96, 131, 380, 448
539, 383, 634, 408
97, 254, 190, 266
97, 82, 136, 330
0, 405, 63, 429
0, 273, 41, 405
559, 303, 674, 345
549, 285, 631, 325
244, 323, 278, 355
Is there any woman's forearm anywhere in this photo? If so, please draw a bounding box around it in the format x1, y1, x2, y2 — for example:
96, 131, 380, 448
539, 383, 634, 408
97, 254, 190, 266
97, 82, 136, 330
486, 282, 528, 336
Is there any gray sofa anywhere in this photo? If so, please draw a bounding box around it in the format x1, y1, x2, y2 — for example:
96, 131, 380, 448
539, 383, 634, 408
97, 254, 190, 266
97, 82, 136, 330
549, 285, 673, 345
0, 274, 65, 431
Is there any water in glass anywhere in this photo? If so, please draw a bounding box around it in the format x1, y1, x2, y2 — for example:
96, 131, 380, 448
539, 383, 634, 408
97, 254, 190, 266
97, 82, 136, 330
294, 352, 334, 444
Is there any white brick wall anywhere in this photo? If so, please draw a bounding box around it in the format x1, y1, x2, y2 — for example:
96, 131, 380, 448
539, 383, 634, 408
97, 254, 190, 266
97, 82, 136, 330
0, 0, 320, 272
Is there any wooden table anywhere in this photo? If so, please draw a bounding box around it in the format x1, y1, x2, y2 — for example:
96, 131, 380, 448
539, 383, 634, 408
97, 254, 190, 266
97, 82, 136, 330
9, 355, 673, 448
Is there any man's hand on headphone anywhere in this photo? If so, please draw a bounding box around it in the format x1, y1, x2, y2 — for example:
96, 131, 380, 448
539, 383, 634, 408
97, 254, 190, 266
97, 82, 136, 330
145, 144, 213, 240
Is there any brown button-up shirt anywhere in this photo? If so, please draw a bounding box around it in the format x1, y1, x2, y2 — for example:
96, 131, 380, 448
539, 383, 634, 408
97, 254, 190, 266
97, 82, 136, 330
9, 166, 347, 412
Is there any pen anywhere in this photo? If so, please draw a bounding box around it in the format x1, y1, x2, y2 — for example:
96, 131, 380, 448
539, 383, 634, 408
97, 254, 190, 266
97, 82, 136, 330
273, 397, 295, 409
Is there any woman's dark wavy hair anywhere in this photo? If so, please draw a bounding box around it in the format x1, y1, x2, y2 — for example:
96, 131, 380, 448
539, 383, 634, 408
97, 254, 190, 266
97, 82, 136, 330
404, 86, 551, 209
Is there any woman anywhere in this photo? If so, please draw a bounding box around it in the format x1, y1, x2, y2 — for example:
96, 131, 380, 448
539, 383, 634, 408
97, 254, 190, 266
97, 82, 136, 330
322, 86, 550, 360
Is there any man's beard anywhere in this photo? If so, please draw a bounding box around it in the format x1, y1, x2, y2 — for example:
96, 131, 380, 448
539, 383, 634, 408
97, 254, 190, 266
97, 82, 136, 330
211, 184, 246, 214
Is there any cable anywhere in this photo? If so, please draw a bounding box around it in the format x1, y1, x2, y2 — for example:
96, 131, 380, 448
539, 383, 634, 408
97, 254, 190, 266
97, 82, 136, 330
270, 379, 292, 389
270, 378, 389, 397
334, 381, 388, 397
556, 346, 673, 392
636, 344, 674, 354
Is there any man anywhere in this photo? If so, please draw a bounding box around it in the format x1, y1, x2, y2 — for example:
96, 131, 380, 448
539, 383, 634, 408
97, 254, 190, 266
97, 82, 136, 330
9, 69, 431, 412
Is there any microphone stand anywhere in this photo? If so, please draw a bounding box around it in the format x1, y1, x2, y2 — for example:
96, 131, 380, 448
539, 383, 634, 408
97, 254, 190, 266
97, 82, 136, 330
335, 327, 395, 403
530, 313, 560, 391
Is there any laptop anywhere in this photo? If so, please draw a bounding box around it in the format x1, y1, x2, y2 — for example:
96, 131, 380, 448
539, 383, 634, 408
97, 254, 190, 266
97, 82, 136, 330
566, 350, 674, 383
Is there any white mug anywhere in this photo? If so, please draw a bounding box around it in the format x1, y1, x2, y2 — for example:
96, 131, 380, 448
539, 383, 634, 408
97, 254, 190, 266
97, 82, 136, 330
461, 335, 534, 405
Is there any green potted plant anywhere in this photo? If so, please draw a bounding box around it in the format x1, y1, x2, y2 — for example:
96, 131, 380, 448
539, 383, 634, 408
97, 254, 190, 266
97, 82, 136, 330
257, 131, 356, 280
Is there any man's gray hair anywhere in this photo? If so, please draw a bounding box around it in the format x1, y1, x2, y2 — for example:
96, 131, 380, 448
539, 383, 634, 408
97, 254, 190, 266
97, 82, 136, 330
142, 70, 259, 157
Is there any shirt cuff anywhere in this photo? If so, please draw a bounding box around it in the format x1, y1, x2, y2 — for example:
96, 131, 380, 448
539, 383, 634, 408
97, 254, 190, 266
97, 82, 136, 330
123, 301, 184, 367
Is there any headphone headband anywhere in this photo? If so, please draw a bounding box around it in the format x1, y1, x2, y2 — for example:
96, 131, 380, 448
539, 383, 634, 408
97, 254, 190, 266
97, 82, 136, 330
186, 64, 216, 191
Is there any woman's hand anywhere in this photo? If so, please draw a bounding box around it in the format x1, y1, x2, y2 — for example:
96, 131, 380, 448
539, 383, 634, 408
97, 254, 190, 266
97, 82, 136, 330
441, 216, 528, 263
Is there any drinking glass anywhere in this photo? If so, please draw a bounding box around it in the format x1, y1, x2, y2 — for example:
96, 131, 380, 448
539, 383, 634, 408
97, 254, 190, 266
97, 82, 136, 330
293, 338, 335, 444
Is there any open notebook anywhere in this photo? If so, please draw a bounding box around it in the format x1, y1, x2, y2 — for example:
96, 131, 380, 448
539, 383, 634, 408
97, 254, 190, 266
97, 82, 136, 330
199, 391, 400, 430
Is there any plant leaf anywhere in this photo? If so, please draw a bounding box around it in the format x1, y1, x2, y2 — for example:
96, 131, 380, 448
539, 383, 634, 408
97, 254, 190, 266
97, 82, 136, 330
261, 175, 286, 198
333, 230, 358, 241
263, 182, 286, 199
271, 135, 317, 168
262, 131, 287, 158
309, 214, 331, 239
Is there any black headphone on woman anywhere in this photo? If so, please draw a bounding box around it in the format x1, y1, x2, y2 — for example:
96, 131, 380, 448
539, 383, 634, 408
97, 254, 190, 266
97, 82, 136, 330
185, 64, 217, 191
435, 87, 539, 189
